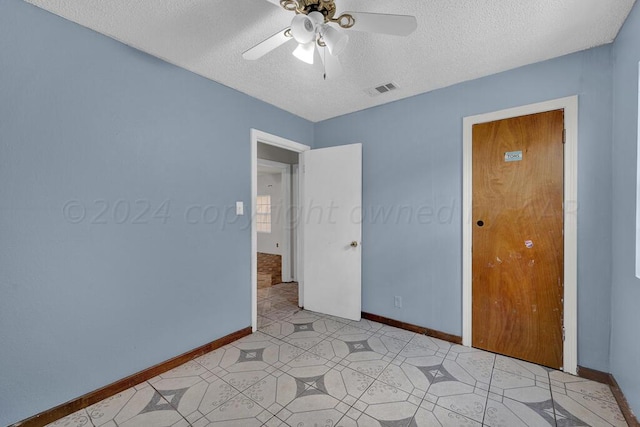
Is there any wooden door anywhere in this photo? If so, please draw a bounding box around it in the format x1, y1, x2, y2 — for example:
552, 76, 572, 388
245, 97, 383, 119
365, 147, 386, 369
472, 110, 564, 369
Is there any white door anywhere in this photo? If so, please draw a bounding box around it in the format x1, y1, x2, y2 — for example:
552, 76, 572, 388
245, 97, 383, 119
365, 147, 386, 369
301, 143, 362, 320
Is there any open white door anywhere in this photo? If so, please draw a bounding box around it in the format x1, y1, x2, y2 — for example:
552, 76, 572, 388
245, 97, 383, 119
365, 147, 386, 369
302, 143, 362, 320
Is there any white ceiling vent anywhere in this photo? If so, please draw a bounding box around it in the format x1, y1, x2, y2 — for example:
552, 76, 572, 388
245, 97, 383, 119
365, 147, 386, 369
365, 82, 399, 97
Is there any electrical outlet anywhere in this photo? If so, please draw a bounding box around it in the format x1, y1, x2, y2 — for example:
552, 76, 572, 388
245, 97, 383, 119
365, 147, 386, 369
394, 296, 402, 308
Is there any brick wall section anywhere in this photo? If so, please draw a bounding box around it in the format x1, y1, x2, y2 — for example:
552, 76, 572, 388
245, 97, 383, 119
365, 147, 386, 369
257, 273, 271, 289
257, 252, 282, 286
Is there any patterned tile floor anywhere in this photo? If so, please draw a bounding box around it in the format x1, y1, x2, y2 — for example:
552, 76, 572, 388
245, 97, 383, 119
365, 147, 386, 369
47, 282, 627, 427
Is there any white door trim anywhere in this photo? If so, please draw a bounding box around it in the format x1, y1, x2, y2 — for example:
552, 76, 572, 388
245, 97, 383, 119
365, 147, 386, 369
251, 129, 310, 332
292, 164, 299, 281
257, 158, 292, 282
462, 96, 578, 374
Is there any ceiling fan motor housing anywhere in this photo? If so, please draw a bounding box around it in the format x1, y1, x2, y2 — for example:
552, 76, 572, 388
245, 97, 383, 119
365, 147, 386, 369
281, 0, 337, 21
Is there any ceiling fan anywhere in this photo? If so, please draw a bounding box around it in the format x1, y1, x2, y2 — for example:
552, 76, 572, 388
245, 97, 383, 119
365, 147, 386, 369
242, 0, 418, 79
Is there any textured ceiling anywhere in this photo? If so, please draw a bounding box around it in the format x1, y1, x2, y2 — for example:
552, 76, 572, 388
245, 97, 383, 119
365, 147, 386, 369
24, 0, 636, 122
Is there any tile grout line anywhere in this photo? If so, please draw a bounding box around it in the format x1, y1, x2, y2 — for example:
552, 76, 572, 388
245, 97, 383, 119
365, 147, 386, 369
547, 368, 559, 427
414, 332, 450, 425
411, 332, 457, 426
482, 353, 497, 426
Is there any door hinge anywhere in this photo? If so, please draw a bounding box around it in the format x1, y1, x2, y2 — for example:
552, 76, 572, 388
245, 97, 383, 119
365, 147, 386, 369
562, 129, 566, 144
562, 327, 566, 342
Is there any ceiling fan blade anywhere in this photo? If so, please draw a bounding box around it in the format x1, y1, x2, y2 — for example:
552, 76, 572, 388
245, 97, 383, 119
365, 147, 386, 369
242, 27, 292, 60
319, 47, 343, 80
341, 12, 417, 36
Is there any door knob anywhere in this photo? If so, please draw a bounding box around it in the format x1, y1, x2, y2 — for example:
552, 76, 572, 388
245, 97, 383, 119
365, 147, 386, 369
350, 241, 358, 248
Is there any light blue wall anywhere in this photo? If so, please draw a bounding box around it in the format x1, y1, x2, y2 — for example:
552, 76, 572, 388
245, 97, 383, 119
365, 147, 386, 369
315, 47, 614, 371
0, 1, 313, 425
611, 0, 640, 416
6, 0, 640, 423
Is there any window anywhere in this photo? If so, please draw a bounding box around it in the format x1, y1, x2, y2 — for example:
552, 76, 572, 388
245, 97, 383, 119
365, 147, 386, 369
256, 195, 271, 233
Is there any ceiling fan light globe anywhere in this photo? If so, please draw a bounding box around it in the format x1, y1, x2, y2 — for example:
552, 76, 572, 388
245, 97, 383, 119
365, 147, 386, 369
323, 25, 349, 56
308, 11, 325, 27
291, 14, 315, 44
293, 41, 315, 64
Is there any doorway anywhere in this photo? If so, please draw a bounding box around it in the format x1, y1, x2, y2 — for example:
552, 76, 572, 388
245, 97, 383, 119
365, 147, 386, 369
251, 130, 310, 331
462, 96, 578, 374
251, 130, 363, 331
257, 159, 293, 288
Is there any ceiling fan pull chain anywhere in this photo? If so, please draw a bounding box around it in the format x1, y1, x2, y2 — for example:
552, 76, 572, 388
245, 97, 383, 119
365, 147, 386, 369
323, 48, 327, 80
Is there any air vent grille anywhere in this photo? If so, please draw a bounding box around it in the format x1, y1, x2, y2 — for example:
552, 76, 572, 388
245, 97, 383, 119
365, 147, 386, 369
365, 82, 399, 97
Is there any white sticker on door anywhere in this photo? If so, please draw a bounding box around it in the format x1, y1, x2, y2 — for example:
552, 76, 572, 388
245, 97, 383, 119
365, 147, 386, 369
505, 151, 523, 162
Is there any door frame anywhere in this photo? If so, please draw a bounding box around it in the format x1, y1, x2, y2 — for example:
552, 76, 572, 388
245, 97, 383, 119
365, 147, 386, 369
251, 129, 310, 332
257, 158, 292, 282
292, 164, 299, 281
462, 96, 578, 374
